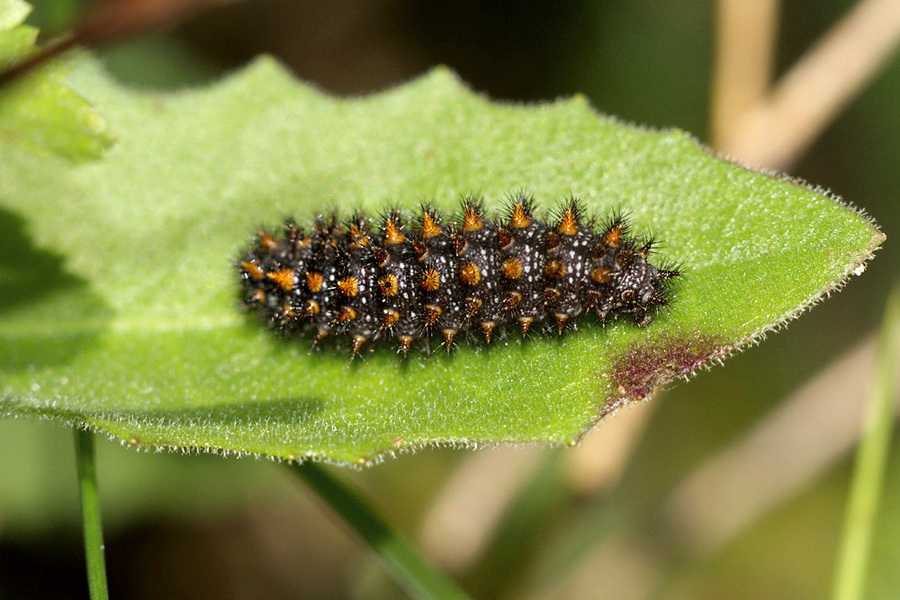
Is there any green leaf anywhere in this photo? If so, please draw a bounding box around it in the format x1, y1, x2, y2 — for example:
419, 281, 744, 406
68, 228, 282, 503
0, 56, 882, 466
0, 1, 113, 161
0, 0, 30, 32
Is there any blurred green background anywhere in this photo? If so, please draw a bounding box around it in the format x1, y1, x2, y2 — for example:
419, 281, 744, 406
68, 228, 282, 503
1, 1, 897, 598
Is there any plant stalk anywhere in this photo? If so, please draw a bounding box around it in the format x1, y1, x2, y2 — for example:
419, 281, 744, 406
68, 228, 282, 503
292, 462, 472, 600
831, 284, 900, 600
75, 429, 110, 600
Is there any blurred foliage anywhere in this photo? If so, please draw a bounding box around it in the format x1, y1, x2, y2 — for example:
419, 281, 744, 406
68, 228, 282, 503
0, 0, 112, 160
2, 1, 898, 599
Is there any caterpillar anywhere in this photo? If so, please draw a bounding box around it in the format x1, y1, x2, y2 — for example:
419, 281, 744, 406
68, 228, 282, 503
237, 194, 680, 356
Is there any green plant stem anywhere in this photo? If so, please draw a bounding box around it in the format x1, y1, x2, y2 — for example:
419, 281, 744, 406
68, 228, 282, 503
292, 462, 472, 600
831, 285, 900, 600
75, 428, 109, 600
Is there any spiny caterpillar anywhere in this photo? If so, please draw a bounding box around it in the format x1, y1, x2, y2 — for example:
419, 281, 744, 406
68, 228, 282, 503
238, 194, 680, 357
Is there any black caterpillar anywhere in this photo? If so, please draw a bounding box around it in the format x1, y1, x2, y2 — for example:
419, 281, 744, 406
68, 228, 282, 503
238, 194, 680, 356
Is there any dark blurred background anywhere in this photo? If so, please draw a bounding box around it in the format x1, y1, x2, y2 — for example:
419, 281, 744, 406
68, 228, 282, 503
2, 1, 898, 598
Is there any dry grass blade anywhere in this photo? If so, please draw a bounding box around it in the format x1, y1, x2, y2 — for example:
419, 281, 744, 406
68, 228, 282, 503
715, 0, 900, 169
710, 0, 780, 148
659, 334, 898, 553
